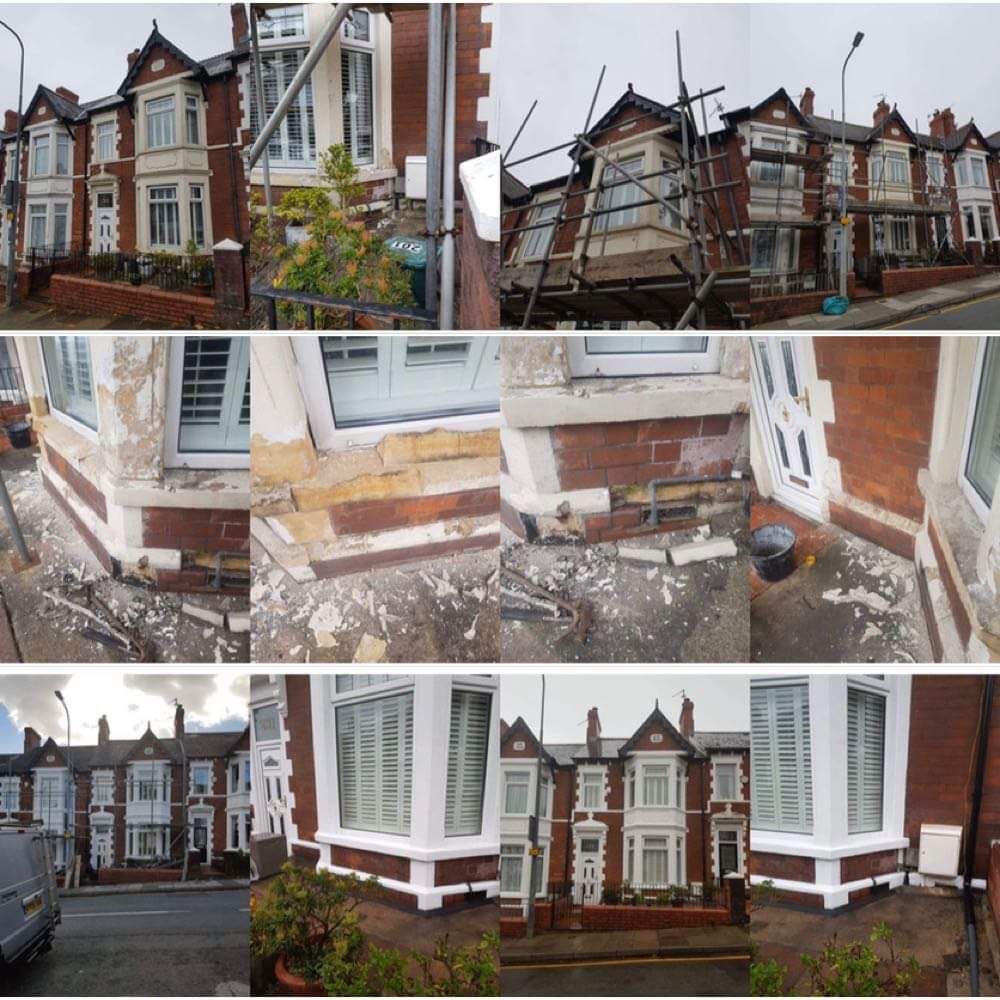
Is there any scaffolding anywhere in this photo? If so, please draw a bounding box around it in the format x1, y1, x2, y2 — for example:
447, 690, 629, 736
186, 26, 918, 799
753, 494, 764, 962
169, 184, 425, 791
499, 32, 748, 330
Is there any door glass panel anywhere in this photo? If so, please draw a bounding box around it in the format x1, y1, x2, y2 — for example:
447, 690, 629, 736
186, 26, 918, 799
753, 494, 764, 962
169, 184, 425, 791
178, 337, 251, 455
774, 425, 789, 468
780, 340, 799, 397
322, 335, 501, 427
756, 341, 775, 398
965, 339, 1000, 506
797, 430, 812, 477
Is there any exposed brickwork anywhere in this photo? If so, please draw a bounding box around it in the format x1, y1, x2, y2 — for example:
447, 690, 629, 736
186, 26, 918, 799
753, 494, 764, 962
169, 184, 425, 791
311, 531, 499, 579
459, 195, 500, 329
840, 850, 898, 882
928, 517, 973, 647
332, 845, 410, 881
905, 675, 1000, 880
434, 854, 499, 887
42, 471, 114, 574
750, 852, 816, 883
990, 842, 1000, 930
828, 501, 916, 559
327, 487, 499, 536
142, 506, 250, 554
880, 265, 977, 296
44, 441, 107, 522
815, 336, 939, 522
97, 867, 184, 884
49, 276, 216, 329
283, 676, 318, 845
581, 904, 730, 931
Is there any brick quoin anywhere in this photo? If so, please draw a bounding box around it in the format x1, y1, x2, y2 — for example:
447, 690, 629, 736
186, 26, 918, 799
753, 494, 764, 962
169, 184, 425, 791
815, 336, 939, 523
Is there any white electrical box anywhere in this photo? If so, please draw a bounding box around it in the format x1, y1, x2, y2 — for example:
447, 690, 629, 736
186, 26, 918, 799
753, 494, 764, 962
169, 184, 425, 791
405, 156, 427, 200
918, 824, 962, 877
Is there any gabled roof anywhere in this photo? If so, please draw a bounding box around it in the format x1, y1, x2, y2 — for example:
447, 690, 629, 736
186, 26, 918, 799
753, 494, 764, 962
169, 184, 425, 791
117, 24, 206, 97
618, 703, 702, 757
570, 87, 681, 162
749, 87, 813, 130
500, 716, 558, 771
944, 120, 993, 153
987, 130, 1000, 152
806, 114, 874, 145
21, 84, 86, 131
865, 108, 919, 146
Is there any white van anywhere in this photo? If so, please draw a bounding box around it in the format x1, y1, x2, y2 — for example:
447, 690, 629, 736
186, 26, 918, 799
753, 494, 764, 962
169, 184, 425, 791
0, 823, 60, 969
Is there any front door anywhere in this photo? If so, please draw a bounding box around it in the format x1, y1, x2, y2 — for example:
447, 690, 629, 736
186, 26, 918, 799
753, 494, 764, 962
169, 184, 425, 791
92, 827, 112, 869
717, 830, 740, 878
256, 746, 286, 838
193, 817, 208, 863
95, 192, 116, 253
575, 837, 601, 905
751, 336, 823, 520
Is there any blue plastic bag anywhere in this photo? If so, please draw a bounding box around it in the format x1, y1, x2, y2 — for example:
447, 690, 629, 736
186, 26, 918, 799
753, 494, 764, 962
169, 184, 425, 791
821, 295, 849, 316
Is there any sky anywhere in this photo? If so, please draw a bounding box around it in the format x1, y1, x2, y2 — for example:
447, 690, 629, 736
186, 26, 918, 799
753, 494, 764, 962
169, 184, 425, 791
500, 674, 749, 744
0, 673, 249, 752
0, 4, 235, 116
495, 4, 751, 185
750, 4, 1000, 136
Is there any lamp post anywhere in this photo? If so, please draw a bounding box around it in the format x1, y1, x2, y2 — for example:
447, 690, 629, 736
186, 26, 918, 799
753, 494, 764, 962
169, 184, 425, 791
839, 30, 864, 299
54, 690, 73, 880
525, 675, 545, 939
0, 18, 23, 309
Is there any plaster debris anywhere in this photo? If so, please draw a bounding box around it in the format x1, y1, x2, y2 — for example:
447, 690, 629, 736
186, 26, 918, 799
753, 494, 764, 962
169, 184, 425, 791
182, 603, 226, 628
352, 633, 387, 663
464, 614, 479, 641
821, 587, 892, 613
617, 547, 669, 565
669, 537, 738, 566
226, 611, 250, 634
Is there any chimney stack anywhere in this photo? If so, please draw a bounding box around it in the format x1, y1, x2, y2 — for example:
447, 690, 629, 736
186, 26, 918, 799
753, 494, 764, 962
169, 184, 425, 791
174, 704, 185, 739
98, 715, 110, 746
23, 727, 41, 753
930, 107, 957, 139
679, 697, 695, 739
231, 3, 249, 48
55, 86, 79, 105
873, 98, 891, 128
3, 109, 18, 133
127, 48, 141, 70
799, 87, 815, 117
586, 707, 602, 758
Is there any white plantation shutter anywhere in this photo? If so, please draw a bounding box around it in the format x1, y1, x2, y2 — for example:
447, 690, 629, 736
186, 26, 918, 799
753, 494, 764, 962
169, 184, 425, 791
179, 337, 251, 454
249, 48, 315, 165
444, 689, 491, 836
847, 688, 885, 834
751, 684, 813, 833
341, 48, 374, 166
337, 692, 413, 834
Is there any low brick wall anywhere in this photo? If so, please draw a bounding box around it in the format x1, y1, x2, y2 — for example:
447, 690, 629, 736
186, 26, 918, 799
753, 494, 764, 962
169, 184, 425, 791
97, 867, 184, 884
880, 265, 975, 296
50, 274, 216, 329
580, 903, 730, 931
829, 501, 916, 560
501, 916, 526, 939
751, 276, 856, 325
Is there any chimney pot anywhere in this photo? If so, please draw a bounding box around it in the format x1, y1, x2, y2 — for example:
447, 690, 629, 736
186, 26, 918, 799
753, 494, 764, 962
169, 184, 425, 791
873, 98, 891, 128
585, 707, 602, 758
230, 3, 249, 49
3, 109, 18, 133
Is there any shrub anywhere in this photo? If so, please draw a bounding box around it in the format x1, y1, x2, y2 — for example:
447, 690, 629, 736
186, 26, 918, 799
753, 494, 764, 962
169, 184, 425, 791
750, 957, 788, 997
801, 922, 921, 996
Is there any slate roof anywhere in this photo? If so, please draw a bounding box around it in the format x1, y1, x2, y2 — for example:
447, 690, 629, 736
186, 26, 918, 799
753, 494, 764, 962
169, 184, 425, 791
987, 130, 1000, 151
538, 732, 747, 764
691, 731, 750, 752
0, 731, 246, 773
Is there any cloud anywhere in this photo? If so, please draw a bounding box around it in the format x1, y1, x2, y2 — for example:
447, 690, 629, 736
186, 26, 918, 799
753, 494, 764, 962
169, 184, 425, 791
0, 673, 248, 748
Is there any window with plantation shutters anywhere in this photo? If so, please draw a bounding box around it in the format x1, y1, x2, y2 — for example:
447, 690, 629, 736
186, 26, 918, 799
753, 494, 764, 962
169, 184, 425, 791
341, 49, 374, 166
337, 691, 413, 835
847, 688, 885, 834
249, 48, 315, 166
178, 337, 251, 455
444, 688, 491, 836
751, 683, 813, 834
41, 335, 97, 431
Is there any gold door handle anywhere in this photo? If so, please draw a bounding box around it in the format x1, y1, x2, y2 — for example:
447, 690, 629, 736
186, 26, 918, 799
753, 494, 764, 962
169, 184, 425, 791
793, 388, 811, 416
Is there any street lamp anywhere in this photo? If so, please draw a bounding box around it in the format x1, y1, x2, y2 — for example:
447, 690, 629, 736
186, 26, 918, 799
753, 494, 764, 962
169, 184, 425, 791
54, 690, 74, 879
839, 30, 864, 299
0, 18, 24, 309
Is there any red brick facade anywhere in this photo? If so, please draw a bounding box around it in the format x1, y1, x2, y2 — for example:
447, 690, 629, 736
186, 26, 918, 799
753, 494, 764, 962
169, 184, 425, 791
49, 276, 217, 329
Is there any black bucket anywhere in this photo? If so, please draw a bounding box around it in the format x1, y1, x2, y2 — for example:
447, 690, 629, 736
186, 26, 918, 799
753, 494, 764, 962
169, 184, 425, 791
5, 421, 32, 450
751, 523, 797, 582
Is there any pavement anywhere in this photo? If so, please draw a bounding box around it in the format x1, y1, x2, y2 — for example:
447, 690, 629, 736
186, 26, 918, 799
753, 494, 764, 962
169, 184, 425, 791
754, 271, 1000, 330
750, 521, 932, 664
752, 885, 999, 997
501, 956, 750, 996
0, 448, 249, 664
501, 510, 750, 664
61, 878, 250, 898
0, 888, 250, 996
0, 299, 165, 330
251, 536, 499, 664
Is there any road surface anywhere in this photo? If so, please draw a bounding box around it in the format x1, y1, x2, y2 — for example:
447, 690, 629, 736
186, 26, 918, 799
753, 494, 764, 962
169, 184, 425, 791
886, 292, 1000, 329
501, 955, 750, 996
0, 888, 250, 996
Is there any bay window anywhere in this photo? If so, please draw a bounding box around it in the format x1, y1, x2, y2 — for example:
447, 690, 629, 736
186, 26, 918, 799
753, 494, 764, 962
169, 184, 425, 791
176, 336, 251, 457
500, 844, 523, 892
978, 206, 995, 242
32, 134, 50, 176
756, 137, 785, 185
336, 691, 414, 835
886, 152, 908, 185
185, 95, 200, 145
846, 687, 885, 834
251, 49, 315, 167
642, 836, 669, 885
444, 688, 491, 836
750, 682, 813, 834
336, 674, 393, 693
503, 771, 529, 814
957, 159, 969, 186
189, 184, 205, 248
258, 5, 306, 41
55, 133, 70, 175
962, 338, 1000, 517
341, 49, 374, 166
52, 204, 68, 253
27, 204, 47, 250
659, 160, 683, 231
971, 158, 987, 188
149, 185, 180, 248
40, 335, 98, 432
146, 96, 176, 149
643, 765, 669, 806
888, 216, 911, 253
964, 206, 978, 241
594, 156, 643, 231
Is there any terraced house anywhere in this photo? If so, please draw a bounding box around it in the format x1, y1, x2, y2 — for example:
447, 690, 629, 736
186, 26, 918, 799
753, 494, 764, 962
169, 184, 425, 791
744, 87, 1000, 322
0, 705, 250, 877
0, 7, 251, 326
498, 698, 749, 924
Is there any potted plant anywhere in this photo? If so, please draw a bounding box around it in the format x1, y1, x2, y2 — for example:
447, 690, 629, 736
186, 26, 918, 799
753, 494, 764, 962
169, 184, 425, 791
185, 239, 213, 294
671, 886, 686, 908
250, 862, 378, 996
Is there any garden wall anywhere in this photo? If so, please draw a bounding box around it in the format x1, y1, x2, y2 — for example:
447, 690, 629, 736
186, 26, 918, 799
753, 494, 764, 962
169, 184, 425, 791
750, 275, 856, 325
880, 265, 976, 296
50, 275, 216, 329
581, 903, 731, 931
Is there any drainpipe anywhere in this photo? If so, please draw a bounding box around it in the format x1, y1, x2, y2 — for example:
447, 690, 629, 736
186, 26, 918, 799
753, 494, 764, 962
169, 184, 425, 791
1, 19, 23, 306
964, 675, 993, 997
223, 73, 244, 245
438, 4, 457, 330
424, 3, 444, 322
699, 758, 707, 888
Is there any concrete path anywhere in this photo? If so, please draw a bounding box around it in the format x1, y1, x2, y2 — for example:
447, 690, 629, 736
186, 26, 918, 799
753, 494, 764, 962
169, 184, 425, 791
0, 299, 163, 330
755, 271, 1000, 330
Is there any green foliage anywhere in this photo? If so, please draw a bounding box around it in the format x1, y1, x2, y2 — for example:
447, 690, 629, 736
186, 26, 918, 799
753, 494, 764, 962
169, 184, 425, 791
750, 958, 789, 997
801, 922, 921, 997
751, 878, 778, 909
250, 862, 379, 982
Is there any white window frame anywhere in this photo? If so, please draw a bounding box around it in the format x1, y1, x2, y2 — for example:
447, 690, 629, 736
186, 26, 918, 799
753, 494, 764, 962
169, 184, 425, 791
713, 759, 740, 802
292, 335, 501, 451
190, 761, 213, 797
576, 767, 605, 812
659, 158, 683, 232
443, 687, 491, 837
38, 335, 100, 442
594, 155, 644, 232
520, 200, 558, 262
926, 154, 944, 188
0, 775, 19, 815
146, 95, 176, 151
503, 769, 530, 816
340, 12, 376, 168
257, 4, 308, 45
164, 336, 251, 470
30, 132, 50, 177
185, 94, 200, 146
957, 158, 970, 187
964, 205, 979, 242
95, 120, 116, 163
959, 337, 998, 524
971, 156, 987, 188
846, 685, 886, 835
567, 335, 722, 377
148, 183, 181, 249
189, 183, 206, 248
90, 770, 114, 806
252, 46, 316, 168
978, 205, 996, 243
500, 843, 525, 895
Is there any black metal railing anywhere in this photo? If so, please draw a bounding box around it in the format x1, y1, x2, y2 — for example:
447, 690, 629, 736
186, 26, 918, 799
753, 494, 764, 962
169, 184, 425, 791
251, 284, 438, 330
750, 269, 833, 300
544, 879, 727, 909
0, 365, 28, 406
29, 248, 215, 296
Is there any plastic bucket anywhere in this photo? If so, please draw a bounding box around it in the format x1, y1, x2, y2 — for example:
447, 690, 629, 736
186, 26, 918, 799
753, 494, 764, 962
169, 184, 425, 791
5, 421, 31, 450
751, 523, 796, 582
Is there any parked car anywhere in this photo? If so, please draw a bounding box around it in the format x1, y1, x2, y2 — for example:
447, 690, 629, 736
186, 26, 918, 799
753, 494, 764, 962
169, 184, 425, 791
0, 822, 60, 970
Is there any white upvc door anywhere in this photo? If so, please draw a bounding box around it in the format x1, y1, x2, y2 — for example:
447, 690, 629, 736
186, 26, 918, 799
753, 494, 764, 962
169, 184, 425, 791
92, 826, 112, 869
95, 192, 117, 253
574, 842, 602, 905
751, 336, 823, 520
255, 744, 287, 839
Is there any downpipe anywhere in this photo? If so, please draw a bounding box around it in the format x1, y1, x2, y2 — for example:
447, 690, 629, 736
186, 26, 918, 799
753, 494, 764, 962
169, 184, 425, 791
964, 674, 993, 997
